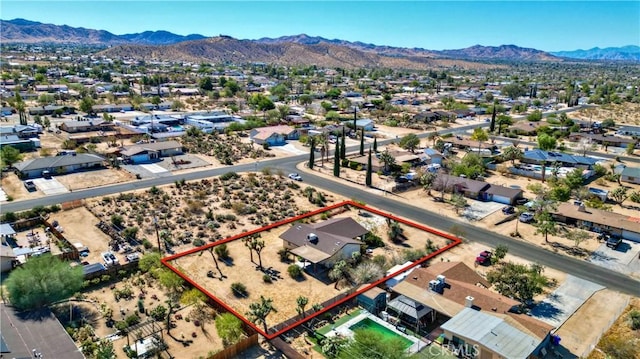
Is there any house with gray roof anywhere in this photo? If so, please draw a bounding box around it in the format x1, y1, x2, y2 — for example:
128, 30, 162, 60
522, 149, 597, 169
280, 217, 368, 270
0, 124, 41, 139
620, 166, 640, 185
59, 119, 116, 133
441, 307, 551, 359
119, 140, 183, 163
13, 153, 105, 178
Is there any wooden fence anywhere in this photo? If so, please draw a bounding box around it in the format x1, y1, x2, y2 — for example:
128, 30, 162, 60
207, 333, 259, 359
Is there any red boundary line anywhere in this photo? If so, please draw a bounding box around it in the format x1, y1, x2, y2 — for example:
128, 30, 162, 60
161, 200, 462, 340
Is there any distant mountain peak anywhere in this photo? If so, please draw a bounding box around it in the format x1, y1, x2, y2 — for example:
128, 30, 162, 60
551, 45, 640, 61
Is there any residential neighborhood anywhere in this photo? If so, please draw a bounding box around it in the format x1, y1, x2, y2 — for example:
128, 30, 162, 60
1, 8, 640, 359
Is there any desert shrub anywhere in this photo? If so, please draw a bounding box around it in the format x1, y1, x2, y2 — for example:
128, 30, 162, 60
150, 305, 167, 322
125, 314, 140, 327
288, 264, 303, 279
629, 191, 640, 203
214, 244, 230, 259
192, 238, 205, 247
262, 274, 272, 283
220, 172, 239, 181
278, 249, 290, 262
363, 233, 384, 248
630, 309, 640, 330
137, 299, 144, 313
231, 282, 248, 298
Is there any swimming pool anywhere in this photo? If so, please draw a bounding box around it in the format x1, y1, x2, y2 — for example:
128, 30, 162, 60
349, 318, 413, 349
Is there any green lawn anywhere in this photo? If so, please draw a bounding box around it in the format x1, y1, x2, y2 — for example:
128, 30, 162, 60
316, 308, 363, 335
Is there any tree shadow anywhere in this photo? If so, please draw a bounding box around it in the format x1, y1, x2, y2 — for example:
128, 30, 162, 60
530, 301, 564, 321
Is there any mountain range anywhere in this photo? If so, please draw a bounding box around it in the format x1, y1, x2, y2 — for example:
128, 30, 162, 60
1, 18, 638, 63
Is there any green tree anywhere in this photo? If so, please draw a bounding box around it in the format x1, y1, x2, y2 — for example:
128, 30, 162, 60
451, 153, 485, 179
325, 110, 340, 122
338, 328, 409, 359
502, 146, 523, 166
565, 229, 591, 248
626, 142, 636, 155
328, 260, 350, 289
365, 148, 372, 187
0, 146, 23, 167
563, 169, 585, 190
5, 254, 83, 310
359, 128, 365, 156
534, 211, 558, 243
340, 128, 346, 159
420, 171, 437, 196
451, 193, 467, 214
398, 133, 420, 153
199, 77, 214, 91
270, 83, 290, 101
298, 94, 313, 107
215, 313, 245, 346
93, 338, 116, 359
333, 141, 341, 177
487, 262, 548, 307
379, 149, 395, 173
373, 137, 378, 152
470, 127, 489, 152
610, 186, 629, 205
296, 295, 309, 317
326, 88, 341, 99
308, 136, 315, 169
526, 110, 543, 122
492, 244, 509, 264
246, 296, 277, 333
322, 335, 347, 358
501, 83, 527, 99
79, 96, 95, 113
537, 133, 557, 150
489, 100, 498, 132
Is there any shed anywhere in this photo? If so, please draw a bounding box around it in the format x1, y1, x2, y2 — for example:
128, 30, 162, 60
385, 261, 416, 287
356, 285, 387, 315
0, 223, 16, 240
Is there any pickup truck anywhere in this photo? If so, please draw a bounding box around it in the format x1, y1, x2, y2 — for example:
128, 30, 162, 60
606, 236, 622, 249
475, 250, 492, 265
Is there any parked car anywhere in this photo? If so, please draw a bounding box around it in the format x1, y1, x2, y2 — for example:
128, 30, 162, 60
519, 212, 534, 223
502, 206, 515, 215
102, 251, 119, 267
42, 170, 52, 179
24, 180, 36, 192
606, 236, 622, 249
475, 250, 492, 265
515, 198, 529, 205
126, 253, 140, 262
288, 173, 302, 181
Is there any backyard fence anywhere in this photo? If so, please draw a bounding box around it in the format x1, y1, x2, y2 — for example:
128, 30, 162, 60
579, 295, 630, 358
206, 333, 259, 359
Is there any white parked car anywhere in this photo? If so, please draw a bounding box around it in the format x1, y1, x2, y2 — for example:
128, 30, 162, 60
288, 173, 302, 181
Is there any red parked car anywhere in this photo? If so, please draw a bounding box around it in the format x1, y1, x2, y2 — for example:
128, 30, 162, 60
475, 250, 492, 265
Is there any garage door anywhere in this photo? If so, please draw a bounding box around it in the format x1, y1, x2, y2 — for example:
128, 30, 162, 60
491, 195, 511, 205
622, 230, 640, 243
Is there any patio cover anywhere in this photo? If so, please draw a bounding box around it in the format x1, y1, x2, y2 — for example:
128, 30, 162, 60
0, 224, 16, 238
388, 295, 433, 321
290, 245, 331, 264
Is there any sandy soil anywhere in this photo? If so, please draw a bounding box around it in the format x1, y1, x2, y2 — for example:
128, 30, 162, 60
574, 103, 640, 126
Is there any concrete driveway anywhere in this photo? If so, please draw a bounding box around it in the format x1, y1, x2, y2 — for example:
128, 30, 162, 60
122, 163, 171, 179
530, 275, 604, 328
589, 240, 640, 276
462, 200, 504, 221
32, 178, 69, 195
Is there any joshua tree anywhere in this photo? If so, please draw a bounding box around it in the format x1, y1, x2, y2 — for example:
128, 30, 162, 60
328, 260, 350, 290
296, 295, 309, 317
247, 296, 277, 333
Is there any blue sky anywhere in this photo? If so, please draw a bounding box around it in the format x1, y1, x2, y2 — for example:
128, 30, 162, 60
1, 1, 638, 51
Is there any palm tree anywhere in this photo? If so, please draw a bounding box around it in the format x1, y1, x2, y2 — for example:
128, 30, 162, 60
247, 296, 277, 333
379, 149, 395, 174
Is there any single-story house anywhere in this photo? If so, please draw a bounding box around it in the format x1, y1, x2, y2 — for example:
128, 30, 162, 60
553, 202, 640, 242
13, 153, 106, 178
119, 140, 183, 164
28, 105, 73, 116
617, 125, 640, 137
521, 149, 598, 169
508, 121, 545, 136
0, 303, 84, 359
423, 148, 444, 165
620, 166, 640, 185
567, 133, 638, 149
172, 88, 200, 96
59, 119, 116, 133
441, 307, 551, 359
0, 125, 41, 138
391, 262, 553, 354
0, 135, 39, 152
250, 125, 300, 146
91, 104, 133, 113
413, 111, 440, 123
0, 245, 16, 273
0, 223, 16, 242
432, 174, 523, 204
353, 119, 375, 131
356, 285, 387, 315
280, 217, 368, 270
484, 185, 524, 205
